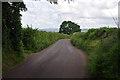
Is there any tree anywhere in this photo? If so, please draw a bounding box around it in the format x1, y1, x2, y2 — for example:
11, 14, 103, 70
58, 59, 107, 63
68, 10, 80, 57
59, 21, 81, 35
2, 2, 27, 55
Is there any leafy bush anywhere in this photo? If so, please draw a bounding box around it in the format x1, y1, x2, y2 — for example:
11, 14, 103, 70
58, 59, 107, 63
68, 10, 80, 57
71, 27, 119, 78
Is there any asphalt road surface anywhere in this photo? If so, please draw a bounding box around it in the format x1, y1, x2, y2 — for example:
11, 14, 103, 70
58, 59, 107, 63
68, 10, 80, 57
4, 39, 88, 78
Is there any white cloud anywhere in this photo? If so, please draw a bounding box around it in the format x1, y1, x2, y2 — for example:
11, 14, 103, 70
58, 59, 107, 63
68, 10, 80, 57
21, 0, 119, 29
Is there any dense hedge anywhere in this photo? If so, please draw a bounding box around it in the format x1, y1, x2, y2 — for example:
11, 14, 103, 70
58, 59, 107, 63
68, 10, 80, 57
22, 27, 70, 54
71, 27, 119, 78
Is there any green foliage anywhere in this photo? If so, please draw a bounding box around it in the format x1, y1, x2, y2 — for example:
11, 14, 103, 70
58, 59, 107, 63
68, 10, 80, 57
59, 21, 81, 35
84, 29, 99, 40
2, 2, 27, 55
71, 27, 119, 78
2, 2, 27, 73
22, 26, 70, 54
3, 50, 24, 74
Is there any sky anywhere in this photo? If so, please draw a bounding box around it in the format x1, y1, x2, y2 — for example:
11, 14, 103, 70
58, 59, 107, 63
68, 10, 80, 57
21, 0, 120, 29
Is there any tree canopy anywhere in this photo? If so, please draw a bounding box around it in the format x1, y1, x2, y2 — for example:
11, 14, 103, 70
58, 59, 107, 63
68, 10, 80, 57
59, 21, 81, 35
2, 2, 27, 55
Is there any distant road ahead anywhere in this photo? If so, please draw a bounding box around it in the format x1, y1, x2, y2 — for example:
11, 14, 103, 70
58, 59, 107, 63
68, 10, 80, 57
4, 39, 88, 78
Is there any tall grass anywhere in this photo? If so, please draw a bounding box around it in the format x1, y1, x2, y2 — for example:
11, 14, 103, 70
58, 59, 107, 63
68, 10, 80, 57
71, 27, 119, 78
